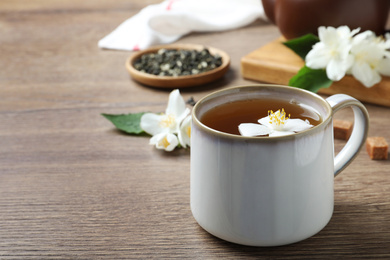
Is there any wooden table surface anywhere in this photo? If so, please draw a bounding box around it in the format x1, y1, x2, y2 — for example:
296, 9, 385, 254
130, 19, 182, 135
1, 1, 390, 259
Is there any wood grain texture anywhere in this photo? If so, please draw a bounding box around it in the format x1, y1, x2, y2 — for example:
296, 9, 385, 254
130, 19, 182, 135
1, 1, 390, 259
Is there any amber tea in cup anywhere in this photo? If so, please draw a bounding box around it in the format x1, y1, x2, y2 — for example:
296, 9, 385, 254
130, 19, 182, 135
200, 98, 322, 136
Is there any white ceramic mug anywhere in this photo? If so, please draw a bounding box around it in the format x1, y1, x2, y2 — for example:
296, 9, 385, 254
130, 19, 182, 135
190, 85, 369, 246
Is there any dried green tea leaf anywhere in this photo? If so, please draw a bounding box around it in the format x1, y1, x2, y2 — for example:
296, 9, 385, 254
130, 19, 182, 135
133, 48, 222, 77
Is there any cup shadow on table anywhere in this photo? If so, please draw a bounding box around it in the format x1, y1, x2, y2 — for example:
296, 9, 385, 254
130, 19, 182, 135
195, 199, 388, 257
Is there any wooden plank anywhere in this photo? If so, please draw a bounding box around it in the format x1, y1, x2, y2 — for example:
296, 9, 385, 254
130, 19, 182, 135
241, 38, 390, 107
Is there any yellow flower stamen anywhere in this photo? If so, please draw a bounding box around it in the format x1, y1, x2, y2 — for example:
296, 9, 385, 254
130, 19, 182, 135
268, 108, 289, 126
160, 136, 170, 148
186, 126, 191, 138
159, 114, 176, 128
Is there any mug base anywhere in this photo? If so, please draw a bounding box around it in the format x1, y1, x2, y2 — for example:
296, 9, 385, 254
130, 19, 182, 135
192, 212, 333, 247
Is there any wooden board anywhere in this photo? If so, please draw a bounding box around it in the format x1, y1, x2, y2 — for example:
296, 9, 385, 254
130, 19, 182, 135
241, 38, 390, 107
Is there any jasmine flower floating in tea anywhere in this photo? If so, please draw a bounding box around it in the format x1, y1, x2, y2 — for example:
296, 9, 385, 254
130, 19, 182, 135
239, 108, 313, 137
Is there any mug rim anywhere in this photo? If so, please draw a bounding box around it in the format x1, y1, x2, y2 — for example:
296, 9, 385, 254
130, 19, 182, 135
192, 84, 333, 141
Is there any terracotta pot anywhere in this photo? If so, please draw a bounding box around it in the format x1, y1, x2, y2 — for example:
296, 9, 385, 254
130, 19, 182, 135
262, 0, 390, 39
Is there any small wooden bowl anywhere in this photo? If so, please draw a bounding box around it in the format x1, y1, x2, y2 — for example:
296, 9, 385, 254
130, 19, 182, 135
126, 44, 230, 88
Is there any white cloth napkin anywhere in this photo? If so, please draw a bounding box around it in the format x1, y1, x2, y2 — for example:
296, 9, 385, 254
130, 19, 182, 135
98, 0, 267, 51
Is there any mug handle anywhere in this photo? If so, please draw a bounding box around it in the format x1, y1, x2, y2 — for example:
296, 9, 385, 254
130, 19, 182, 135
326, 94, 369, 177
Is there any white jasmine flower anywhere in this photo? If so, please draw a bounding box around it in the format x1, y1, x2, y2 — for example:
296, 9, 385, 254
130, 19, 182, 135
305, 26, 359, 81
348, 31, 390, 87
149, 132, 179, 152
178, 115, 191, 148
239, 109, 313, 137
238, 123, 272, 137
140, 89, 190, 151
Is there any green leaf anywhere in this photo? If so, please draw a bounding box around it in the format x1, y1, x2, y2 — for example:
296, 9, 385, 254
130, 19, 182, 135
289, 66, 333, 93
102, 112, 146, 135
283, 34, 319, 59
